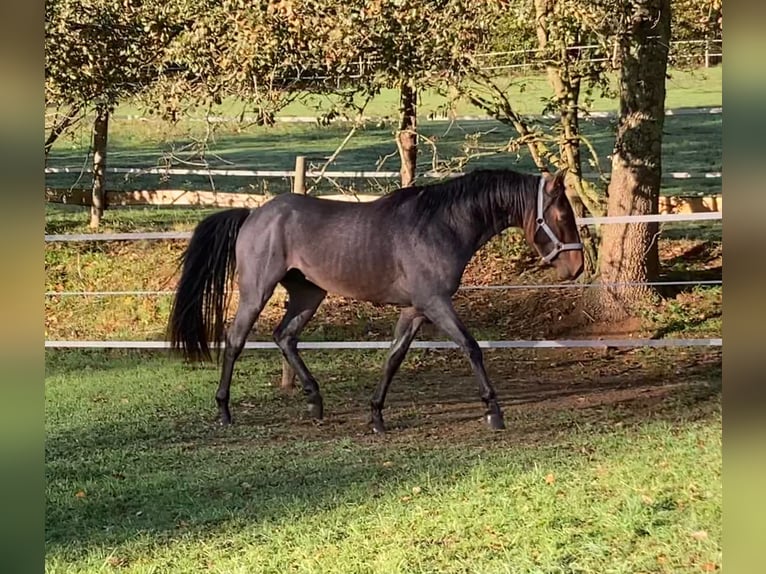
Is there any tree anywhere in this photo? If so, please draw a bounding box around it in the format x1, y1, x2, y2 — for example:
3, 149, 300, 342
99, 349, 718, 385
448, 1, 608, 279
308, 0, 500, 186
45, 0, 188, 227
594, 0, 672, 318
533, 0, 612, 277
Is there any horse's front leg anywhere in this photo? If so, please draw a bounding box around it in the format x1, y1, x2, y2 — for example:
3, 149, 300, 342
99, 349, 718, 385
370, 307, 426, 434
422, 297, 505, 430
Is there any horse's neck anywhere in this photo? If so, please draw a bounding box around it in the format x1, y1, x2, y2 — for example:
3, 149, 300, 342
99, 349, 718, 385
462, 192, 527, 253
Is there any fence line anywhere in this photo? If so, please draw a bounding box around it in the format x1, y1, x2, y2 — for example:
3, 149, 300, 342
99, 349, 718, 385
44, 280, 723, 298
44, 338, 722, 350
44, 166, 723, 181
112, 106, 723, 124
43, 211, 723, 243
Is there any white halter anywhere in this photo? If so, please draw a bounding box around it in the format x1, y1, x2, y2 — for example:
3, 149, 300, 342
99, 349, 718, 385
535, 176, 583, 264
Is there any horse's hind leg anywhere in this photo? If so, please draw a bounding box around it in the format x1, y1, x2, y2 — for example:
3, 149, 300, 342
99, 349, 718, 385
422, 296, 506, 430
273, 276, 327, 420
216, 263, 283, 425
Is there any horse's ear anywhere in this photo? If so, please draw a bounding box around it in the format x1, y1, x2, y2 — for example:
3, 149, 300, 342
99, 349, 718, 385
544, 167, 568, 195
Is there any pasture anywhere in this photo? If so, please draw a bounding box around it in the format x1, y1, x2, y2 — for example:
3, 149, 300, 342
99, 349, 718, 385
45, 67, 722, 572
46, 346, 721, 574
45, 67, 722, 199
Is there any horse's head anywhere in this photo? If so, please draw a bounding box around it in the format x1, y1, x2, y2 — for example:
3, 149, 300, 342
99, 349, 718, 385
525, 169, 584, 281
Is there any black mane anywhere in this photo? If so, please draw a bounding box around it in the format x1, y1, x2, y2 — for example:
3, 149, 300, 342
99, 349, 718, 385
379, 169, 538, 232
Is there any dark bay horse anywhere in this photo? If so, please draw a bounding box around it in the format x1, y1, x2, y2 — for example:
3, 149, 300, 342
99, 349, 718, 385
168, 168, 583, 433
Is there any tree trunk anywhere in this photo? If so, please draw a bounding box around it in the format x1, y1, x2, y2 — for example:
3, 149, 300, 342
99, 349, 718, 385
534, 0, 598, 277
594, 0, 671, 319
397, 78, 417, 187
90, 105, 109, 229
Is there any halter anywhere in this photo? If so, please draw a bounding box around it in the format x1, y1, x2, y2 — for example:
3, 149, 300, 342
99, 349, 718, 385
535, 176, 583, 264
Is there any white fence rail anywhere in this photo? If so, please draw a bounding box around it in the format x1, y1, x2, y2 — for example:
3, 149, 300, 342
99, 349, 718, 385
44, 280, 723, 298
45, 338, 722, 350
44, 166, 723, 181
111, 105, 723, 124
43, 211, 722, 244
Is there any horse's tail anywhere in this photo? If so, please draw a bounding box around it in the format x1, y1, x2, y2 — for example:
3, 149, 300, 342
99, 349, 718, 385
168, 208, 252, 362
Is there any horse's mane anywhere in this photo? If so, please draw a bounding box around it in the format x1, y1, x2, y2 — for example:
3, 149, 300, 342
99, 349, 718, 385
378, 169, 538, 230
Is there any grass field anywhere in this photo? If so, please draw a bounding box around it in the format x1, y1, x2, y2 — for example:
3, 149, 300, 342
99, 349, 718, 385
45, 67, 722, 200
45, 346, 721, 574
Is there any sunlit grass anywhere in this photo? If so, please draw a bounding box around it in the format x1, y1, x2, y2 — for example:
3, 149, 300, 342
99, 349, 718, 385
45, 349, 722, 574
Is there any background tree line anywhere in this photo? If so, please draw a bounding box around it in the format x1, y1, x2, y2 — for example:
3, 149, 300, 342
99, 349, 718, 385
45, 0, 723, 320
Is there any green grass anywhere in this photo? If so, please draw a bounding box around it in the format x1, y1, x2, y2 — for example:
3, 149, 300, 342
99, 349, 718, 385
46, 67, 722, 200
45, 349, 722, 573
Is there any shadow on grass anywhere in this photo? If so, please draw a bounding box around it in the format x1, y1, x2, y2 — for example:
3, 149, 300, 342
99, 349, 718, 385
45, 113, 721, 198
45, 346, 721, 554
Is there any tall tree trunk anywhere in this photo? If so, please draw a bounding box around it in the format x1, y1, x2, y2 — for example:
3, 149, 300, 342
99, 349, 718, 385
397, 78, 417, 187
90, 105, 109, 229
594, 0, 671, 319
534, 0, 598, 277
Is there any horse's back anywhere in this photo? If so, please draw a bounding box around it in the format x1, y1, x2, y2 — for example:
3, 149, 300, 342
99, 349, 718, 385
238, 193, 412, 303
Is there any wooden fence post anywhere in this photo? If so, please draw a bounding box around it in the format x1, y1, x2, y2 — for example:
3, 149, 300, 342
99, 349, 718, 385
293, 155, 306, 194
279, 156, 307, 391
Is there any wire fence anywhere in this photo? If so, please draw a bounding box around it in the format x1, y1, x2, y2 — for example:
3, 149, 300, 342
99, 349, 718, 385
44, 209, 722, 351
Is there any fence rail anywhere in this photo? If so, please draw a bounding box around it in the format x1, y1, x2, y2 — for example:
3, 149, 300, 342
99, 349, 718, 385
45, 338, 722, 350
110, 105, 722, 124
44, 166, 723, 180
43, 280, 724, 298
43, 211, 723, 244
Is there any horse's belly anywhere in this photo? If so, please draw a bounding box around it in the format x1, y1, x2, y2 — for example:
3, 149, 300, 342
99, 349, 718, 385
297, 265, 408, 305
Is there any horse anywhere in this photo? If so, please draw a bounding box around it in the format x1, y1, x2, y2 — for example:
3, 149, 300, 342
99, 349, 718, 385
168, 168, 583, 433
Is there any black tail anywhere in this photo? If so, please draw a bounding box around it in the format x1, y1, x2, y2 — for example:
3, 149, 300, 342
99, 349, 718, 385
168, 208, 252, 361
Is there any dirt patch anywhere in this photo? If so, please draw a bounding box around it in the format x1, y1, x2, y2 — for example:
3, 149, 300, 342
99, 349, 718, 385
227, 346, 721, 448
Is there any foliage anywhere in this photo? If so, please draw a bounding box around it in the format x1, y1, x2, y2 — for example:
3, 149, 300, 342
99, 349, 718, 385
672, 0, 723, 42
44, 0, 190, 152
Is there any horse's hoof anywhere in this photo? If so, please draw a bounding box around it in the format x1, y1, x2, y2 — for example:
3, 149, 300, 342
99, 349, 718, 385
371, 420, 387, 435
307, 401, 324, 420
485, 412, 506, 430
218, 409, 232, 426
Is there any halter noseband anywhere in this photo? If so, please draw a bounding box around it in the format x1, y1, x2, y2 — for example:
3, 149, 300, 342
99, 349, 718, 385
535, 176, 583, 264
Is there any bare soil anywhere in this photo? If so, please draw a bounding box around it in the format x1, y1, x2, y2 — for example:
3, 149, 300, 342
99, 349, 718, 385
227, 344, 721, 448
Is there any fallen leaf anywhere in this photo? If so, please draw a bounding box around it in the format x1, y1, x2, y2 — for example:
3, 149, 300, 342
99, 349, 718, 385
691, 530, 709, 540
105, 556, 128, 567
75, 490, 86, 499
412, 486, 422, 495
382, 461, 393, 468
545, 473, 555, 485
641, 494, 654, 505
701, 562, 717, 572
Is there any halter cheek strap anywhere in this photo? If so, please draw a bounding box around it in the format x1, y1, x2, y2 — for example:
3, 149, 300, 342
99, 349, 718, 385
536, 176, 583, 264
